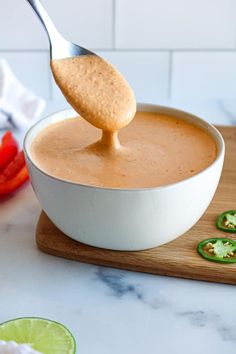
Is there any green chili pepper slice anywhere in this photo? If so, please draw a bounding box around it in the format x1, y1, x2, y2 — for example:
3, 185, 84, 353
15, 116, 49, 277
197, 238, 236, 263
216, 210, 236, 233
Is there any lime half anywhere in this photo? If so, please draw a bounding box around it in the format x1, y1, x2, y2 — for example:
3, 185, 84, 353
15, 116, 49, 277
0, 318, 76, 354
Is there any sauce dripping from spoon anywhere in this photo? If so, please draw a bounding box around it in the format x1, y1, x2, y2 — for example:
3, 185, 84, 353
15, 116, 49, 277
51, 55, 136, 152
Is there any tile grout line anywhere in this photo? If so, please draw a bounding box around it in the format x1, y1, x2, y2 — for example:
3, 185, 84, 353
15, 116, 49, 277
0, 49, 49, 53
112, 0, 116, 50
168, 51, 173, 100
1, 48, 236, 53
95, 48, 236, 53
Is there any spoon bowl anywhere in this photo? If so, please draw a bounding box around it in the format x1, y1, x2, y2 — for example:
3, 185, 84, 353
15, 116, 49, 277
25, 0, 136, 132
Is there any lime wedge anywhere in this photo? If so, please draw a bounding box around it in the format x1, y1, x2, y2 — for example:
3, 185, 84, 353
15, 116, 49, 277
0, 318, 76, 354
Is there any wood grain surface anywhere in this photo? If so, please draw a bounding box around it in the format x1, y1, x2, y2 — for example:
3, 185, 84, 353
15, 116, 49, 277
36, 126, 236, 285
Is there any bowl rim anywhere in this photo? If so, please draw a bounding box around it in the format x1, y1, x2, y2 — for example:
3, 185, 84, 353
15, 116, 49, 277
24, 103, 225, 192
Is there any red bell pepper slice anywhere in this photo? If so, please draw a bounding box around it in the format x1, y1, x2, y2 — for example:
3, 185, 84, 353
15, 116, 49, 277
0, 151, 26, 183
0, 165, 29, 197
0, 131, 18, 171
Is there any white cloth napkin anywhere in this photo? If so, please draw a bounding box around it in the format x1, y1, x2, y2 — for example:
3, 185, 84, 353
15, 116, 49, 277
0, 59, 45, 130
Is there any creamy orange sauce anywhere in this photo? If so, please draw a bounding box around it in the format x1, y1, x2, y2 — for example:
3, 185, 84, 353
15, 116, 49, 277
51, 55, 136, 149
31, 112, 217, 189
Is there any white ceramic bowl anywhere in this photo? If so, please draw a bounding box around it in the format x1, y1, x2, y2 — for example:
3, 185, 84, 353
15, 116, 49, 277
24, 104, 225, 251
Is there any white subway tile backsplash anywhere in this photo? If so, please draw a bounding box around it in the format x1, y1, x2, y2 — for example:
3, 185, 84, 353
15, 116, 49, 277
0, 0, 47, 50
52, 51, 170, 102
44, 0, 113, 49
115, 0, 236, 49
171, 52, 236, 99
1, 0, 236, 103
0, 0, 112, 50
0, 52, 50, 99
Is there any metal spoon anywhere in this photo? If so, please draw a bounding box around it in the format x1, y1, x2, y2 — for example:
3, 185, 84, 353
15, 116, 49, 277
25, 0, 94, 59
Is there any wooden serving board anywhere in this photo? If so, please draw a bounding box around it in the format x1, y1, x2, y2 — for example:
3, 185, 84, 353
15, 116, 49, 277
36, 126, 236, 285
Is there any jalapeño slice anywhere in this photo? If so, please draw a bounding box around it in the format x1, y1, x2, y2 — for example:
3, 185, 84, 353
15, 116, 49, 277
197, 238, 236, 263
216, 210, 236, 233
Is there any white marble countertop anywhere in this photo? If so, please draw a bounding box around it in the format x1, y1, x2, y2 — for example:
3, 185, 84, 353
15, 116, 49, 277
1, 99, 236, 354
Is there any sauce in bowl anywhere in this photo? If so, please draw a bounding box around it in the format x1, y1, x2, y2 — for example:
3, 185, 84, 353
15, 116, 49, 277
31, 111, 217, 189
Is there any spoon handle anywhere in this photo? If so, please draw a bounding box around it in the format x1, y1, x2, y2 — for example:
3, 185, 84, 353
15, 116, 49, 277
25, 0, 61, 42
